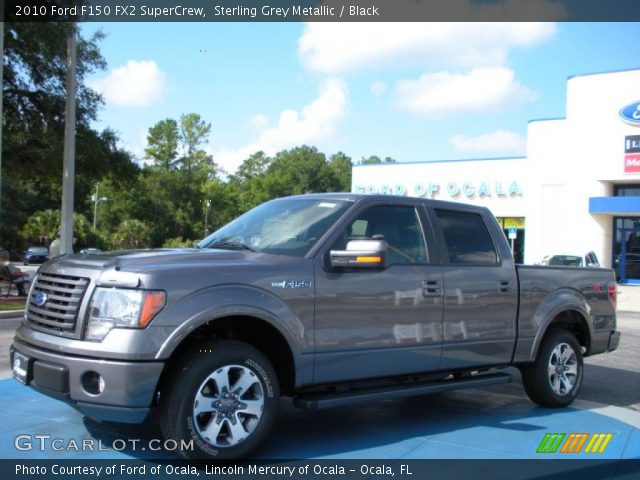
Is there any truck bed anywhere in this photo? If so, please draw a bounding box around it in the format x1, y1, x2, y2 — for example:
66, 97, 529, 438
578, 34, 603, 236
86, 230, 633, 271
514, 264, 617, 362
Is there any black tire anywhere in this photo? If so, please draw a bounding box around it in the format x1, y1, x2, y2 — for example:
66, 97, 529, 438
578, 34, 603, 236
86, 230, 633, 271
160, 340, 280, 459
520, 328, 584, 407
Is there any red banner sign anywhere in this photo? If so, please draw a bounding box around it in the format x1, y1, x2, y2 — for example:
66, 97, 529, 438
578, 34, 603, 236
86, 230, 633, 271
624, 154, 640, 173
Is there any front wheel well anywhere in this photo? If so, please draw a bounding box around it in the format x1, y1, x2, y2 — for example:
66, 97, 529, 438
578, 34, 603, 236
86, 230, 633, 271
159, 315, 296, 395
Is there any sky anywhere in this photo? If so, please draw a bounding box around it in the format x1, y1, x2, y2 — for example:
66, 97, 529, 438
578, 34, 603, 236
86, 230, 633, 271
81, 22, 640, 174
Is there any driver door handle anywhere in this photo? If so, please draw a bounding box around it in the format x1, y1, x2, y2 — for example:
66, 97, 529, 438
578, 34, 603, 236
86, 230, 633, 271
422, 280, 442, 297
497, 281, 513, 295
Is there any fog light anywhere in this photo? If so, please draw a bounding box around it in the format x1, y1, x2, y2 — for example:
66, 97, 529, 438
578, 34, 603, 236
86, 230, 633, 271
81, 371, 105, 395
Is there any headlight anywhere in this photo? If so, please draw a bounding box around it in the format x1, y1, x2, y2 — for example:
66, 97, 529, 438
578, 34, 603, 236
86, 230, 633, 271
86, 288, 165, 341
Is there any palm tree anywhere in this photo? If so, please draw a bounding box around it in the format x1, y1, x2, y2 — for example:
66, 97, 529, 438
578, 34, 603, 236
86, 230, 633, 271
112, 219, 150, 249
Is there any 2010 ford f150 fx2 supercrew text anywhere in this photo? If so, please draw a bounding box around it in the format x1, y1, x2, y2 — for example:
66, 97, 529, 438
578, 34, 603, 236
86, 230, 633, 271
11, 194, 620, 459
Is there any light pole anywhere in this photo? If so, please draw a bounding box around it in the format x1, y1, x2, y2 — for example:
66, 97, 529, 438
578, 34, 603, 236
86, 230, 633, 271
92, 184, 108, 229
0, 22, 4, 244
204, 199, 211, 237
60, 23, 77, 255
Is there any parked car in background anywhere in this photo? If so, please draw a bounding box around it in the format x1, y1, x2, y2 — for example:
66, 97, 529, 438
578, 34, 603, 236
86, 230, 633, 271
79, 248, 102, 254
22, 246, 49, 265
0, 246, 8, 261
540, 251, 600, 268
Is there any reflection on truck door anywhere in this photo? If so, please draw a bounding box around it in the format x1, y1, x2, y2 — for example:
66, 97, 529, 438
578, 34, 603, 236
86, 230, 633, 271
431, 208, 518, 370
313, 204, 444, 384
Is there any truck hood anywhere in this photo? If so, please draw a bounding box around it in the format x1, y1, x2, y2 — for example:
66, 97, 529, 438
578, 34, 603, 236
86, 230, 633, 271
48, 248, 259, 272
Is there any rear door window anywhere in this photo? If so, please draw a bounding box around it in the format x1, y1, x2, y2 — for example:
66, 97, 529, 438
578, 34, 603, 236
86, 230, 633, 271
434, 209, 498, 265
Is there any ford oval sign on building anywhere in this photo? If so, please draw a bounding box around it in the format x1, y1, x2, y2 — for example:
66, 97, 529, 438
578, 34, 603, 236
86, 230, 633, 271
620, 101, 640, 126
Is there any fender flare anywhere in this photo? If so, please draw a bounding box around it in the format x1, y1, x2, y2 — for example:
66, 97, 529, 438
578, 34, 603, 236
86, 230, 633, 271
526, 288, 593, 362
153, 284, 308, 385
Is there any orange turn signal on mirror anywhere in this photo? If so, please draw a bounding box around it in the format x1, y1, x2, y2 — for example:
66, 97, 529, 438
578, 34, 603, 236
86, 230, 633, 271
356, 256, 381, 263
139, 292, 166, 327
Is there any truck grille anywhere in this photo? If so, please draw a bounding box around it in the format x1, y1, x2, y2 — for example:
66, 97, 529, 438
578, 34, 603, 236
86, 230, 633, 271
26, 273, 90, 337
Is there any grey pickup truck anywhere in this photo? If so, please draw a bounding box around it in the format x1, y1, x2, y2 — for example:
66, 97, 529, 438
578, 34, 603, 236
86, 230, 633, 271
11, 194, 620, 459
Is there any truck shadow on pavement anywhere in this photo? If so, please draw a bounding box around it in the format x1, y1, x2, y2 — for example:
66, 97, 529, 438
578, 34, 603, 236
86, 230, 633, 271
580, 363, 640, 409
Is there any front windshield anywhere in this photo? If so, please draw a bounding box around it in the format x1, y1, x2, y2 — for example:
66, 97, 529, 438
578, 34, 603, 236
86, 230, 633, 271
199, 198, 352, 257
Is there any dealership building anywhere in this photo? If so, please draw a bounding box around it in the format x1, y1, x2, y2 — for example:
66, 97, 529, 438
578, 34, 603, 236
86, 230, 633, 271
351, 69, 640, 283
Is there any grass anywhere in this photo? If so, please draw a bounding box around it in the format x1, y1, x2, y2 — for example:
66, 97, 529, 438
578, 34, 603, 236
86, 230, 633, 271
0, 302, 25, 311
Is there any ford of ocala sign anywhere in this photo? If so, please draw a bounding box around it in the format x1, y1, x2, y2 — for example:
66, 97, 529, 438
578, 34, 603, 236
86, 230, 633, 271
620, 101, 640, 126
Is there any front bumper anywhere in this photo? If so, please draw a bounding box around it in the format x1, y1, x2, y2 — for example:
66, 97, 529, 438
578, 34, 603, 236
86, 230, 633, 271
11, 339, 164, 424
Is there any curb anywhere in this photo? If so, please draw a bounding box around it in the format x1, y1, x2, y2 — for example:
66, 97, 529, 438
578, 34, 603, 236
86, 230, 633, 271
0, 310, 24, 319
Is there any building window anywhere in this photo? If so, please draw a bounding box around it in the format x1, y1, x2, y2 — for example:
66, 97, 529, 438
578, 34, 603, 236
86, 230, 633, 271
614, 185, 640, 197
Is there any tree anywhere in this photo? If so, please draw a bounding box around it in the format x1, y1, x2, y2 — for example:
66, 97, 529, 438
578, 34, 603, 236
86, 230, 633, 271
21, 210, 60, 246
145, 119, 179, 169
163, 237, 195, 248
233, 151, 271, 182
359, 155, 396, 165
21, 209, 99, 249
328, 152, 352, 191
3, 23, 105, 132
112, 219, 151, 249
262, 146, 342, 198
202, 179, 244, 232
180, 114, 210, 157
144, 114, 215, 175
1, 22, 138, 254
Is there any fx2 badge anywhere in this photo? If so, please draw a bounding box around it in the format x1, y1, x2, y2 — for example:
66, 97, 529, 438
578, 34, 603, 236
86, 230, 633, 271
271, 280, 312, 289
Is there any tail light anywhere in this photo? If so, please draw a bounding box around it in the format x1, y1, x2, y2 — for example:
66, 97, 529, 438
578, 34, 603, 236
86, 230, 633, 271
607, 283, 617, 310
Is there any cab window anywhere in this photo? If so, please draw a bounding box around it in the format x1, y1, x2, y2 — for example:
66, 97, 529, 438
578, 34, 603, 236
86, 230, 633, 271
334, 205, 428, 265
435, 209, 498, 265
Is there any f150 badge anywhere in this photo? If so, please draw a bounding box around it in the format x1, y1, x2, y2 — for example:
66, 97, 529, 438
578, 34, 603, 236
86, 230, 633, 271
271, 280, 312, 289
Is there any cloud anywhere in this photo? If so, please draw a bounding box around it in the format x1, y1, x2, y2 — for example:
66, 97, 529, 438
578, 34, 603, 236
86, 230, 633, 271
215, 79, 347, 174
371, 81, 386, 97
90, 60, 167, 107
394, 67, 536, 115
249, 114, 270, 130
450, 130, 526, 155
299, 21, 556, 74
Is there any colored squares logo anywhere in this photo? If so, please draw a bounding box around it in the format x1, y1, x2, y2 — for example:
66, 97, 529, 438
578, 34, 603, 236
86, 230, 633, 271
537, 433, 613, 454
584, 433, 614, 454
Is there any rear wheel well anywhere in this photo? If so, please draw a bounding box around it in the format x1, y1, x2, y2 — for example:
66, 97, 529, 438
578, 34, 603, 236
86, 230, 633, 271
160, 315, 296, 395
544, 310, 590, 353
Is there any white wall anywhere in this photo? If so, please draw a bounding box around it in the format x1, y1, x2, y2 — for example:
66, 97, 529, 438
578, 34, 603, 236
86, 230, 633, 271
526, 69, 640, 267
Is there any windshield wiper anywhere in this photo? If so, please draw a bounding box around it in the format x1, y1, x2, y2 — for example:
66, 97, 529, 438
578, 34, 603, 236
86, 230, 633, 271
208, 241, 255, 252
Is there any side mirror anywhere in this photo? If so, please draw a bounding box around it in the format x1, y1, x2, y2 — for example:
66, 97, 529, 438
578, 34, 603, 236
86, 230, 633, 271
330, 239, 387, 269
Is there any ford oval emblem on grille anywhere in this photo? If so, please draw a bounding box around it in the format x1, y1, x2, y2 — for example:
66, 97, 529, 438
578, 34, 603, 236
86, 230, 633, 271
32, 292, 48, 307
